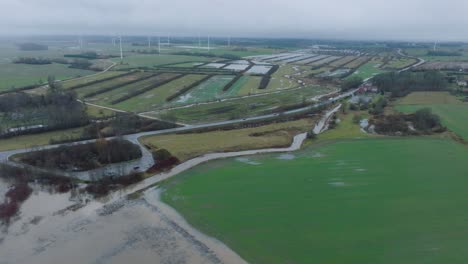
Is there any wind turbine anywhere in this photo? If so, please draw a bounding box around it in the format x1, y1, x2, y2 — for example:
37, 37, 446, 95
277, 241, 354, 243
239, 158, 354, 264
207, 35, 210, 52
119, 35, 123, 62
148, 36, 151, 49
158, 35, 161, 55
433, 41, 437, 51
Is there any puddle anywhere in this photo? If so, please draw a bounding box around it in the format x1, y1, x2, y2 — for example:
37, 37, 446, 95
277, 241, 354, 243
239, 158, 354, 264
277, 154, 295, 160
235, 157, 261, 165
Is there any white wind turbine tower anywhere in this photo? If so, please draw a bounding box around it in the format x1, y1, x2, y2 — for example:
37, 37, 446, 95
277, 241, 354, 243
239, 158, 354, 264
198, 34, 201, 49
78, 35, 83, 51
158, 35, 161, 55
119, 35, 123, 62
148, 36, 151, 49
207, 35, 210, 52
433, 41, 437, 51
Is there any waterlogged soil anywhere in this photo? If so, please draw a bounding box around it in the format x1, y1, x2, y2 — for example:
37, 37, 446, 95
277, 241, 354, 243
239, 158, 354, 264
0, 186, 245, 264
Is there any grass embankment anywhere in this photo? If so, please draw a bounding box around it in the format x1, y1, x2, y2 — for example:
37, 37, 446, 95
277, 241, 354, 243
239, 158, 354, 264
140, 118, 314, 161
162, 135, 468, 264
394, 92, 468, 140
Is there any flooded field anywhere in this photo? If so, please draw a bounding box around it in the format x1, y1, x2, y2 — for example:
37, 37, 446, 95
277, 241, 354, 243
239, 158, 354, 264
0, 182, 246, 264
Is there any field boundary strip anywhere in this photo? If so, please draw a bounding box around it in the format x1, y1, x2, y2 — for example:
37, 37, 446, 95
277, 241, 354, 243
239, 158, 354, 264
83, 72, 161, 98
166, 74, 214, 102
111, 74, 186, 105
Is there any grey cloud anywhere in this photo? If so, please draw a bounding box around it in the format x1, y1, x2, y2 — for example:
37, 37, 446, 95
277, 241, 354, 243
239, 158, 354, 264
1, 0, 468, 41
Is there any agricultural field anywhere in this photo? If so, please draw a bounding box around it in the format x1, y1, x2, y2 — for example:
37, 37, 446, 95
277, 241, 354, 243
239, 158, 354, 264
112, 54, 214, 69
394, 91, 468, 140
61, 71, 123, 89
114, 74, 207, 112
246, 65, 272, 75
170, 62, 205, 68
309, 56, 340, 67
202, 63, 226, 69
328, 56, 356, 67
86, 73, 180, 106
404, 48, 468, 62
223, 63, 249, 71
151, 84, 334, 124
416, 61, 468, 71
266, 64, 301, 90
347, 61, 385, 80
140, 118, 314, 161
295, 55, 327, 65
384, 57, 417, 69
162, 137, 468, 264
174, 75, 235, 104
235, 76, 263, 96
344, 56, 370, 68
178, 46, 282, 58
74, 71, 152, 98
0, 63, 94, 92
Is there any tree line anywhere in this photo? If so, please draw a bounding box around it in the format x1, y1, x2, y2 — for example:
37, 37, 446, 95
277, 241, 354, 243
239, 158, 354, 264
372, 71, 447, 97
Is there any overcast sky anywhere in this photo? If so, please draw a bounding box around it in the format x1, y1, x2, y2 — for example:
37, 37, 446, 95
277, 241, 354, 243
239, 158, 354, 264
1, 0, 468, 41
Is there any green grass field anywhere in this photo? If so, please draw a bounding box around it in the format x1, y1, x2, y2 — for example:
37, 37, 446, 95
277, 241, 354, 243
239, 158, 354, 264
394, 92, 468, 140
114, 74, 207, 112
0, 63, 94, 92
162, 137, 468, 264
174, 75, 234, 104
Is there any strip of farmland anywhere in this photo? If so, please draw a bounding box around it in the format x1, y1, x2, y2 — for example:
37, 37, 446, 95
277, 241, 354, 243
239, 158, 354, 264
286, 54, 319, 64
67, 71, 136, 90
166, 75, 214, 102
75, 72, 153, 98
268, 54, 304, 62
328, 56, 358, 68
309, 56, 341, 67
296, 55, 328, 65
82, 72, 160, 98
173, 75, 235, 104
111, 74, 185, 104
114, 74, 208, 112
87, 73, 179, 105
